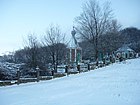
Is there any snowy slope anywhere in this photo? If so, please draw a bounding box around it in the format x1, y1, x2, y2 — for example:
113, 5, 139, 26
0, 58, 140, 105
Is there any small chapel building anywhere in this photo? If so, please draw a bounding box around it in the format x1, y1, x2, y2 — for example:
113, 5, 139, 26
115, 45, 135, 59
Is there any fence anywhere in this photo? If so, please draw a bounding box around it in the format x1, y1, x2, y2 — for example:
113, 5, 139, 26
16, 63, 101, 85
2, 59, 122, 85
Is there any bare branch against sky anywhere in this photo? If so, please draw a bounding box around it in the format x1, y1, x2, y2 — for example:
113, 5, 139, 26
0, 0, 140, 55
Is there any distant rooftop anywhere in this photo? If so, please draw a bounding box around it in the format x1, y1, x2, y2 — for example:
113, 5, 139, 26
116, 45, 134, 52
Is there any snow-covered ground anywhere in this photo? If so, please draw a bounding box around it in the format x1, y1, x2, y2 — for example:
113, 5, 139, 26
0, 58, 140, 105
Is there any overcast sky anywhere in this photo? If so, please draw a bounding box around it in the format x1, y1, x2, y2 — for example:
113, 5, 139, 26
0, 0, 140, 55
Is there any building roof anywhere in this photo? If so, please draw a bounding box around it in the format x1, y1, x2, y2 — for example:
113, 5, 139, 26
116, 45, 134, 52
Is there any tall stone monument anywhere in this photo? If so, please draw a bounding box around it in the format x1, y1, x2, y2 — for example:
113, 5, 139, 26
67, 27, 82, 65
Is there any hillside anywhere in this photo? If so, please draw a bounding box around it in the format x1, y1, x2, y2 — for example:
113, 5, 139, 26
120, 27, 140, 52
0, 58, 140, 105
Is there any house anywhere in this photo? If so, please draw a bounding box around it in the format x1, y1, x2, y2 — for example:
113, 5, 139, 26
115, 45, 135, 59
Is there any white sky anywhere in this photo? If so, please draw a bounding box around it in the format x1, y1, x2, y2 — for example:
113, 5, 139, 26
0, 0, 140, 55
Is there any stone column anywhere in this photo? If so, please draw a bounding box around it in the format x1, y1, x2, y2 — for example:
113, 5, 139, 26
77, 65, 80, 73
36, 66, 40, 82
17, 69, 20, 85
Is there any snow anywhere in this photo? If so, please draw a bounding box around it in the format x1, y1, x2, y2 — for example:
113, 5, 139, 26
0, 58, 140, 105
0, 62, 24, 79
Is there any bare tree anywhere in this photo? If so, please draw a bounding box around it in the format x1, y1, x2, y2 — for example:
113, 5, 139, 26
98, 19, 122, 53
24, 34, 40, 69
14, 49, 27, 63
42, 25, 66, 72
108, 19, 122, 33
75, 0, 113, 65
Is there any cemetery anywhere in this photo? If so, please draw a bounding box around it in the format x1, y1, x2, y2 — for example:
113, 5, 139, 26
0, 28, 139, 86
0, 1, 140, 105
